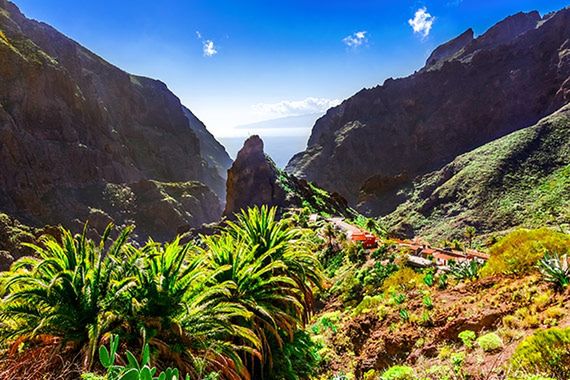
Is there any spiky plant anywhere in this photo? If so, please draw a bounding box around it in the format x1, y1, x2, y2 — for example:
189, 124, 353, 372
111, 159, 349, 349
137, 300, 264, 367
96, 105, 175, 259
449, 260, 482, 281
0, 225, 135, 369
224, 206, 322, 321
538, 252, 570, 289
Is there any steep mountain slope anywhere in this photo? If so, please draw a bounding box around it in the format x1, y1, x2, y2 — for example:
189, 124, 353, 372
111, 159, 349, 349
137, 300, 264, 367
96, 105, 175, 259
287, 9, 570, 212
183, 106, 232, 179
382, 105, 570, 241
0, 0, 226, 238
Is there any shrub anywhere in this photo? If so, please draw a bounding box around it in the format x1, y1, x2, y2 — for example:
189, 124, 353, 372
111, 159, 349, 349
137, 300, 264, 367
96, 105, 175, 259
482, 229, 570, 276
380, 365, 415, 380
437, 273, 448, 289
312, 312, 341, 334
476, 332, 503, 352
399, 309, 410, 322
358, 260, 398, 291
422, 295, 433, 309
392, 293, 406, 305
382, 267, 421, 292
423, 269, 435, 287
537, 253, 570, 289
509, 327, 570, 379
363, 369, 378, 380
458, 330, 476, 349
353, 295, 384, 316
450, 351, 465, 371
424, 365, 452, 380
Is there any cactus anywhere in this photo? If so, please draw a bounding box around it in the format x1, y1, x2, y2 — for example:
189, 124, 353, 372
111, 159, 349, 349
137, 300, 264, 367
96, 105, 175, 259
98, 335, 191, 380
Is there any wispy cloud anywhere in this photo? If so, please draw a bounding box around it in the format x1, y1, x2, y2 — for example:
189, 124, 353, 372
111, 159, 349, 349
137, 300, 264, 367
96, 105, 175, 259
342, 31, 368, 48
252, 97, 341, 119
196, 31, 218, 57
408, 7, 435, 38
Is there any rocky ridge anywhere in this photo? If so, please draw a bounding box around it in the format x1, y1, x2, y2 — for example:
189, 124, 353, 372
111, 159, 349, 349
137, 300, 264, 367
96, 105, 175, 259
224, 135, 351, 218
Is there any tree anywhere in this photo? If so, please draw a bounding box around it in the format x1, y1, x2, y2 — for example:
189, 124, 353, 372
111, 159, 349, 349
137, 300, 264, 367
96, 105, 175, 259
464, 226, 476, 249
322, 223, 337, 250
128, 238, 259, 379
204, 206, 322, 370
0, 225, 135, 370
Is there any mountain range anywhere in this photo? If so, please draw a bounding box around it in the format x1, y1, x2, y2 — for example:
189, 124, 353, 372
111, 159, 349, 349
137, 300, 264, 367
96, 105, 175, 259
0, 0, 569, 244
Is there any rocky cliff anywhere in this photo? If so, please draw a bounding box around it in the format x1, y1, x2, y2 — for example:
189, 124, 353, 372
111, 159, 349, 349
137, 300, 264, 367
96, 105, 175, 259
224, 135, 351, 217
0, 0, 227, 239
286, 9, 570, 214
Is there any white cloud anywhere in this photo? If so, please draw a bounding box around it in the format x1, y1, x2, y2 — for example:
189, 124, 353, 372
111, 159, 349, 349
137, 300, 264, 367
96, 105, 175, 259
202, 40, 217, 57
252, 97, 341, 119
408, 7, 435, 38
342, 31, 368, 48
196, 31, 218, 57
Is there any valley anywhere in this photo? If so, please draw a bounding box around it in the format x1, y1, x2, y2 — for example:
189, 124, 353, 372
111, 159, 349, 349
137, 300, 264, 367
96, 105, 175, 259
0, 1, 569, 380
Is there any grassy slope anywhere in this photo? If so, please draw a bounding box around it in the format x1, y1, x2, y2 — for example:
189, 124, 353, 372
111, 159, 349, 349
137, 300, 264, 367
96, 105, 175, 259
385, 105, 570, 242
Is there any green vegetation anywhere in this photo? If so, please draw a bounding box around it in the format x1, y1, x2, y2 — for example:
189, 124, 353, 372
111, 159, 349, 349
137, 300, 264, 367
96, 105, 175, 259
0, 200, 568, 380
509, 327, 570, 379
0, 206, 322, 379
380, 365, 415, 380
384, 107, 570, 242
482, 229, 570, 276
0, 30, 8, 44
449, 260, 482, 281
537, 253, 570, 289
92, 335, 189, 380
476, 332, 503, 352
458, 330, 476, 349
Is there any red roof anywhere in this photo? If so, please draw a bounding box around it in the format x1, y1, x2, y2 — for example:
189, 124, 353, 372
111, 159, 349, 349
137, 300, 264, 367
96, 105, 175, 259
433, 252, 462, 261
466, 249, 490, 260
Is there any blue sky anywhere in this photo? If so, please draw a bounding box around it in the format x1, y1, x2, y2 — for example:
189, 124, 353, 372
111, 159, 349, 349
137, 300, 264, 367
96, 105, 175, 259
14, 0, 569, 137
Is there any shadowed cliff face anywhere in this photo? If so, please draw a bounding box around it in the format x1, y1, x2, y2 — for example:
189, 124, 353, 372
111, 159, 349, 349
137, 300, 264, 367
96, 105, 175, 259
286, 9, 570, 214
0, 0, 226, 239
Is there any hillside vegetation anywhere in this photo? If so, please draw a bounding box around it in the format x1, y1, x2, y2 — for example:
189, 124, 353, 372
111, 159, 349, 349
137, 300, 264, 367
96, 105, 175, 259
384, 105, 570, 242
0, 206, 568, 380
308, 225, 570, 380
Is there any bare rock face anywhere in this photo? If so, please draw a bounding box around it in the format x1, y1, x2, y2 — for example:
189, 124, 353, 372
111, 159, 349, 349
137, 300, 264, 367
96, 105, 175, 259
286, 8, 570, 214
183, 106, 233, 180
224, 135, 352, 218
224, 136, 287, 216
0, 1, 227, 240
425, 28, 473, 69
